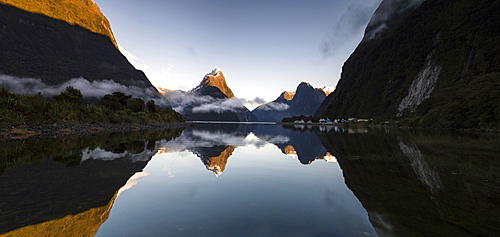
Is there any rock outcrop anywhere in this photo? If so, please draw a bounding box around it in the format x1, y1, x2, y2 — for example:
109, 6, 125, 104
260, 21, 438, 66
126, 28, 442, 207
397, 40, 441, 116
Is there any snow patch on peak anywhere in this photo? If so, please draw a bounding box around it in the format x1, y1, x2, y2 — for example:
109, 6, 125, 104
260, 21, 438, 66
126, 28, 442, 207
205, 66, 221, 77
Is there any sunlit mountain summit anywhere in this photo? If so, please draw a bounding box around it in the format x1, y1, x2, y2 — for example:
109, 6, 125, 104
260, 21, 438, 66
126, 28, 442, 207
193, 67, 235, 99
165, 67, 257, 122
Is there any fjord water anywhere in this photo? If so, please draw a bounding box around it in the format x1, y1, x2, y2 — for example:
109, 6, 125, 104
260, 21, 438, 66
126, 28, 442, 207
0, 125, 498, 236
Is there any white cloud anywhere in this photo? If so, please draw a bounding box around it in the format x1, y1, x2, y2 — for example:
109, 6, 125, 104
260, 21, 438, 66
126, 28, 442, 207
164, 91, 215, 113
164, 91, 248, 114
242, 97, 267, 110
319, 0, 381, 59
118, 43, 150, 71
258, 102, 290, 111
364, 0, 425, 41
192, 130, 246, 146
192, 98, 245, 113
0, 74, 170, 107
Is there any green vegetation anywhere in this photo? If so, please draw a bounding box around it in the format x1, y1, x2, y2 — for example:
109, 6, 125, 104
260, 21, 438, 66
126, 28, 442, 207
318, 0, 500, 130
402, 72, 500, 129
0, 87, 184, 126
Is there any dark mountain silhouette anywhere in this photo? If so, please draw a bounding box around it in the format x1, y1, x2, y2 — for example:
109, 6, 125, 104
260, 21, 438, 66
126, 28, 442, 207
317, 0, 500, 129
253, 82, 327, 122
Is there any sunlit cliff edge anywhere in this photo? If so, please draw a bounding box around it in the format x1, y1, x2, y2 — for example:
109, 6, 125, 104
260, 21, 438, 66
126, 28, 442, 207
0, 0, 117, 47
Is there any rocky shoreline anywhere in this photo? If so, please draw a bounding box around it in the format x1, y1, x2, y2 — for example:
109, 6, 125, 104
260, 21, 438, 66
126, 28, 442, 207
0, 122, 186, 139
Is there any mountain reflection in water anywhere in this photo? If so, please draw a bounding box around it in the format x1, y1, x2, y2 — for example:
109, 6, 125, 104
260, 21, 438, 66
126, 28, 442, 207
0, 129, 183, 236
161, 123, 334, 176
0, 124, 498, 236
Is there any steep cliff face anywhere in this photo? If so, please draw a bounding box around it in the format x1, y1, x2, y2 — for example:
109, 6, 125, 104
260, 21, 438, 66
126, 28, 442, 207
317, 0, 500, 129
397, 42, 441, 116
0, 2, 157, 91
253, 82, 327, 122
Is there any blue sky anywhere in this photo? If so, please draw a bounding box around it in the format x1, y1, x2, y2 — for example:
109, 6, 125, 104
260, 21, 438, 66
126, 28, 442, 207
93, 0, 382, 108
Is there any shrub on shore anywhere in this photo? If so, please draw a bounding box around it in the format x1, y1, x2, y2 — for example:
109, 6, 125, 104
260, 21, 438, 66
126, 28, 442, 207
0, 87, 184, 126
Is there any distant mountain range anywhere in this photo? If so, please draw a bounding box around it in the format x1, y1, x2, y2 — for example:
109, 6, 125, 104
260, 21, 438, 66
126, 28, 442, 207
252, 82, 329, 122
164, 72, 332, 122
317, 0, 499, 129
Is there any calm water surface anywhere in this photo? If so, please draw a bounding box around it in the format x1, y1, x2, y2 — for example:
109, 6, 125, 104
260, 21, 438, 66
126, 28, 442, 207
0, 124, 498, 236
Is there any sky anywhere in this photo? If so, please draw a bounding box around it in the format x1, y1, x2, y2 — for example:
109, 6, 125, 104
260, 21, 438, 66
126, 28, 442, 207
93, 0, 382, 109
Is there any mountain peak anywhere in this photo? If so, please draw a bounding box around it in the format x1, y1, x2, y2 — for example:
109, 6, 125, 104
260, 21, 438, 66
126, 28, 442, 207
204, 66, 221, 77
298, 81, 312, 87
194, 67, 235, 98
297, 81, 315, 91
